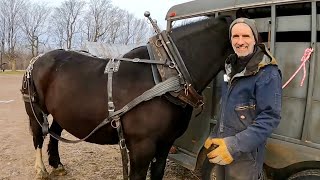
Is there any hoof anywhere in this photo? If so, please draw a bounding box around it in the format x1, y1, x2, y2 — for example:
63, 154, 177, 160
50, 164, 67, 176
36, 170, 49, 180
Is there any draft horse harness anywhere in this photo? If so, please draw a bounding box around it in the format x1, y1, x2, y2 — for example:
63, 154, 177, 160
21, 12, 204, 180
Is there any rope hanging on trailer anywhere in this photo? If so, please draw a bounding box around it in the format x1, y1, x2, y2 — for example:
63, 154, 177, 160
282, 47, 314, 89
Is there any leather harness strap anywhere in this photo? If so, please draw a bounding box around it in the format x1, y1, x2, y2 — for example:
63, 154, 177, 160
105, 59, 129, 180
149, 32, 204, 108
145, 13, 204, 108
161, 31, 194, 85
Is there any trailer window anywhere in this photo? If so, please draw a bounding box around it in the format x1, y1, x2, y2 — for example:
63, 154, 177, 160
243, 7, 271, 18
276, 2, 311, 16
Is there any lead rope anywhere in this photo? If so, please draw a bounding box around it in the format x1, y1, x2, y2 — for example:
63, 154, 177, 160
282, 47, 314, 89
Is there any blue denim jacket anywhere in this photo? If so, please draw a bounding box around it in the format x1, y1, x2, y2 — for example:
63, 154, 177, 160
213, 44, 282, 163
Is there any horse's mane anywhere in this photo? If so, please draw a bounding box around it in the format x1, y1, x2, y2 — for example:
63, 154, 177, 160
171, 15, 232, 39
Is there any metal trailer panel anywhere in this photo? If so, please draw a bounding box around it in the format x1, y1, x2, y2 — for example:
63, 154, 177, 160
255, 18, 271, 32
168, 72, 224, 170
173, 84, 213, 153
313, 37, 320, 101
273, 98, 306, 139
310, 101, 320, 144
266, 1, 320, 170
166, 0, 236, 20
265, 138, 320, 168
301, 0, 317, 143
270, 5, 276, 54
319, 14, 320, 30
250, 11, 313, 33
169, 82, 214, 170
277, 15, 311, 31
276, 42, 309, 98
169, 0, 320, 172
308, 37, 320, 144
166, 0, 312, 21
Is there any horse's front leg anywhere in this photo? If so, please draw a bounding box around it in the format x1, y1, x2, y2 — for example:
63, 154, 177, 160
47, 120, 67, 176
128, 139, 156, 180
150, 143, 172, 180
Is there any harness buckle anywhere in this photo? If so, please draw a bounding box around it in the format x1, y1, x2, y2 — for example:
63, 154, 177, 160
108, 102, 115, 112
119, 139, 126, 149
184, 83, 191, 96
42, 113, 49, 135
113, 60, 121, 72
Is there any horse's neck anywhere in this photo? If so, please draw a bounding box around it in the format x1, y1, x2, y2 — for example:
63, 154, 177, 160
171, 20, 231, 92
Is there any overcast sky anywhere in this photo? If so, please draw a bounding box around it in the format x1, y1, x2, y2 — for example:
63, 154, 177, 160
111, 0, 191, 29
38, 0, 192, 29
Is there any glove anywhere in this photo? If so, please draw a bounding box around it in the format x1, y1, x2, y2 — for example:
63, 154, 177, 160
204, 138, 234, 165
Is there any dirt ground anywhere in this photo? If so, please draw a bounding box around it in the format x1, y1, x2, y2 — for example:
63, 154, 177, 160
0, 73, 202, 180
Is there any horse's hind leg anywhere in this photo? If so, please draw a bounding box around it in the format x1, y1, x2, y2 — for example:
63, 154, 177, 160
47, 120, 67, 176
150, 143, 172, 180
25, 103, 49, 179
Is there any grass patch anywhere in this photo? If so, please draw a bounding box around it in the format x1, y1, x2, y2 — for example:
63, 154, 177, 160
0, 70, 25, 75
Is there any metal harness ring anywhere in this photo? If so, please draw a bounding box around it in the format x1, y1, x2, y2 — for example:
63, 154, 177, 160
155, 39, 162, 47
111, 118, 120, 128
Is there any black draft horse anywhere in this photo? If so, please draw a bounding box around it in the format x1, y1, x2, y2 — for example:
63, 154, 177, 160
22, 15, 233, 180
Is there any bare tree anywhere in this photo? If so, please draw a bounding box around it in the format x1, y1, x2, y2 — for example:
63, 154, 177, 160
82, 4, 150, 45
0, 0, 26, 71
20, 2, 51, 57
83, 0, 114, 42
50, 17, 65, 49
104, 7, 123, 44
51, 0, 85, 49
118, 11, 135, 45
118, 11, 150, 45
129, 18, 150, 44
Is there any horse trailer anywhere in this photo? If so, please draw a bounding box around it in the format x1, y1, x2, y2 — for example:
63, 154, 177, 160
166, 0, 320, 179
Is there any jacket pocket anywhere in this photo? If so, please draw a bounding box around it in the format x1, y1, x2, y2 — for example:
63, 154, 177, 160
234, 102, 256, 129
237, 151, 256, 161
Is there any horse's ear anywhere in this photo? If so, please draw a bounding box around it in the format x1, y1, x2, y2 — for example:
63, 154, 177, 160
236, 8, 250, 18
